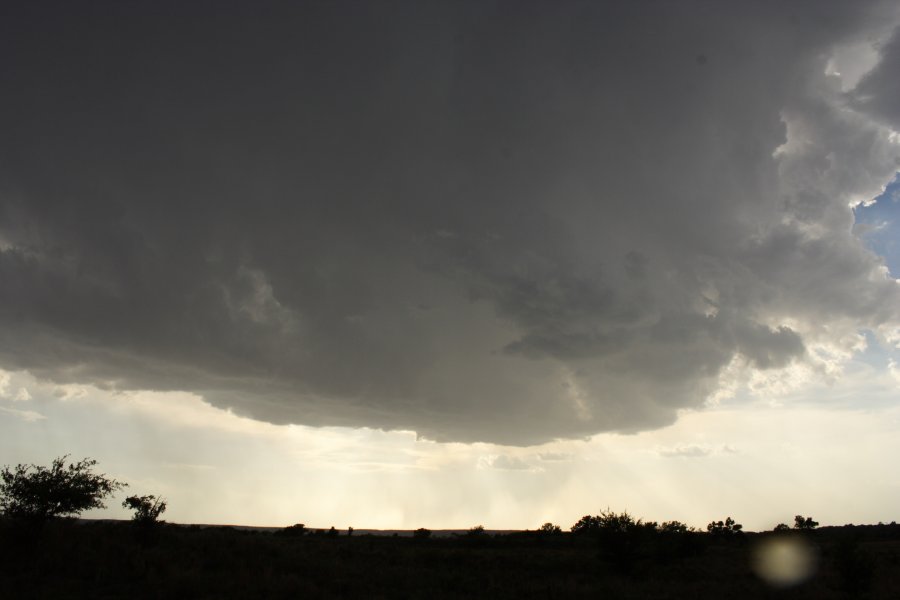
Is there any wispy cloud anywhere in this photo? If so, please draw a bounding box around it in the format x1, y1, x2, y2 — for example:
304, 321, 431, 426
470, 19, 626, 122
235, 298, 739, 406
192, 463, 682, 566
537, 452, 572, 462
0, 406, 46, 422
478, 454, 539, 471
656, 444, 737, 459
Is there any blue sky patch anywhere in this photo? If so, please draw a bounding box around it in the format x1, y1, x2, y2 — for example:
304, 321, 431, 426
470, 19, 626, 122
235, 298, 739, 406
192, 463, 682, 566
854, 172, 900, 277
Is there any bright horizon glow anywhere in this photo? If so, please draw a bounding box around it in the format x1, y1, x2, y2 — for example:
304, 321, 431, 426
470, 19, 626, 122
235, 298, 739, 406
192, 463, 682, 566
2, 360, 898, 532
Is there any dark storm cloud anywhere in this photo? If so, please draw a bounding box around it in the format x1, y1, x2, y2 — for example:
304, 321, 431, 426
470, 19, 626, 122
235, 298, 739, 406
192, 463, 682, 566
1, 1, 899, 444
853, 26, 900, 127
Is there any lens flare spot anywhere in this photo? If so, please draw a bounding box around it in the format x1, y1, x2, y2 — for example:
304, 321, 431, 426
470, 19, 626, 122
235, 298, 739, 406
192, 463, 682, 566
751, 535, 818, 588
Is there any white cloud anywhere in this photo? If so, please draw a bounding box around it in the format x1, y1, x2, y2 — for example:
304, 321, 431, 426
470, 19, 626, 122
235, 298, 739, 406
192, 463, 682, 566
0, 369, 33, 402
0, 369, 10, 398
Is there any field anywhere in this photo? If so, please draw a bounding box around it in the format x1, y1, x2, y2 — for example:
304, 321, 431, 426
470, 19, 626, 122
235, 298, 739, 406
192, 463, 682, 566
1, 521, 898, 599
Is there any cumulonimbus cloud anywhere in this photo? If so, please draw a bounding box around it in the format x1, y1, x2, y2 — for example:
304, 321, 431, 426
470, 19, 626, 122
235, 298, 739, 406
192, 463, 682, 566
1, 1, 899, 444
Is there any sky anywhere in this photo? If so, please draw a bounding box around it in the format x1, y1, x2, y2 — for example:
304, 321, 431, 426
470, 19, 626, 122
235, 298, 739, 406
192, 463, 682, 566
1, 1, 899, 531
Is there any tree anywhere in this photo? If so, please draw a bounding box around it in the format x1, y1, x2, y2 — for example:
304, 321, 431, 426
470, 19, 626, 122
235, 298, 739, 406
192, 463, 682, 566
597, 510, 640, 533
0, 456, 125, 527
571, 509, 643, 535
706, 517, 743, 538
571, 514, 603, 534
659, 520, 690, 534
794, 515, 818, 530
413, 527, 431, 539
774, 523, 791, 532
571, 510, 654, 573
122, 494, 166, 526
538, 522, 562, 534
657, 520, 703, 562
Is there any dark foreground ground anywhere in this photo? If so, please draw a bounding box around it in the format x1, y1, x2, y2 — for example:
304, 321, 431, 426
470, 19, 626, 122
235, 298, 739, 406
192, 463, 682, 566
1, 521, 898, 599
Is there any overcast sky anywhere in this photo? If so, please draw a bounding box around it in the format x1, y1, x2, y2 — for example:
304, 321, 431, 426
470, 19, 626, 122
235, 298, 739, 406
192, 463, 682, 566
1, 1, 899, 530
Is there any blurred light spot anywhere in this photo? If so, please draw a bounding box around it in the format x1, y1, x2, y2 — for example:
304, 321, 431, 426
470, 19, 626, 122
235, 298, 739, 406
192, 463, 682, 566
752, 535, 818, 588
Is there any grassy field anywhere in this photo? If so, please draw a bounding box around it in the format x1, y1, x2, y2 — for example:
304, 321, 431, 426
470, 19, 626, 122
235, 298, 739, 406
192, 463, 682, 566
1, 520, 898, 599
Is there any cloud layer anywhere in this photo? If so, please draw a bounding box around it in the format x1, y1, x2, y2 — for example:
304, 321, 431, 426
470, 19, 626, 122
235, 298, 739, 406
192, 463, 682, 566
1, 1, 899, 443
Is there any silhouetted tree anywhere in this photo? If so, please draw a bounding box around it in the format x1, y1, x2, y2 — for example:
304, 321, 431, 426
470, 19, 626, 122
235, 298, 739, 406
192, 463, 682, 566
276, 523, 307, 537
571, 515, 603, 534
0, 456, 125, 529
467, 525, 486, 537
706, 517, 743, 538
571, 510, 657, 574
793, 515, 818, 530
122, 494, 166, 526
773, 523, 791, 532
538, 522, 562, 534
659, 520, 690, 534
601, 510, 639, 532
462, 524, 489, 547
413, 527, 431, 539
571, 509, 646, 535
655, 520, 703, 563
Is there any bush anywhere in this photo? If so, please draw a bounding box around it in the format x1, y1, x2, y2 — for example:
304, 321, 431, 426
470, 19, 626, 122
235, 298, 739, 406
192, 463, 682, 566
466, 525, 486, 537
571, 514, 603, 535
655, 520, 704, 562
659, 521, 689, 535
413, 527, 431, 539
122, 494, 167, 526
569, 510, 661, 573
0, 456, 125, 528
706, 517, 743, 538
571, 509, 644, 535
538, 522, 562, 534
275, 523, 307, 537
571, 510, 656, 574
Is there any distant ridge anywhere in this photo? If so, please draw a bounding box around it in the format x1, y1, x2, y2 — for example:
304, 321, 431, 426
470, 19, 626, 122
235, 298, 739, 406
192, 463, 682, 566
77, 519, 519, 537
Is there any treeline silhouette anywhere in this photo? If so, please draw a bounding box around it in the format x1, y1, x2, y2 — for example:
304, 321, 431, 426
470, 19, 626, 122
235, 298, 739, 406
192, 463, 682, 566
2, 456, 898, 598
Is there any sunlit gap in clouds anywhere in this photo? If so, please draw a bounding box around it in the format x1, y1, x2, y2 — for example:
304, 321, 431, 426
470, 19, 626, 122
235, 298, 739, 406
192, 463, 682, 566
854, 172, 900, 277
